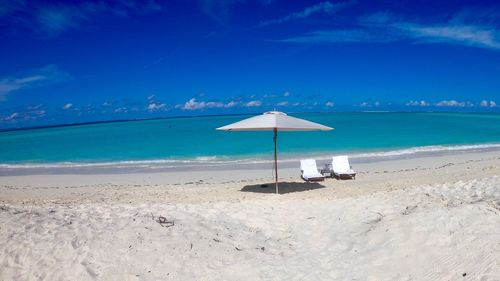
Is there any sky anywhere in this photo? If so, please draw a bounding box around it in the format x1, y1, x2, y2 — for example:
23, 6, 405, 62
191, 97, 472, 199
1, 0, 500, 128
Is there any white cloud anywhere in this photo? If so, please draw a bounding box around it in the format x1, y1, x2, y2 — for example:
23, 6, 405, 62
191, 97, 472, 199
281, 10, 500, 51
283, 91, 290, 97
114, 107, 128, 113
225, 101, 239, 108
206, 101, 225, 108
178, 98, 238, 110
62, 103, 73, 110
23, 104, 47, 120
357, 101, 380, 107
396, 23, 500, 50
435, 100, 466, 107
480, 100, 497, 108
406, 100, 430, 106
147, 95, 155, 100
279, 29, 396, 44
147, 102, 166, 112
180, 98, 206, 110
0, 65, 69, 100
258, 1, 353, 27
102, 102, 111, 106
325, 101, 335, 107
4, 112, 18, 121
245, 100, 262, 107
27, 104, 43, 110
276, 101, 288, 106
18, 109, 47, 120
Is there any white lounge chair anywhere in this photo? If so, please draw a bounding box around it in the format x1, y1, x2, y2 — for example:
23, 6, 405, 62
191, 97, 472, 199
300, 159, 325, 181
331, 155, 356, 179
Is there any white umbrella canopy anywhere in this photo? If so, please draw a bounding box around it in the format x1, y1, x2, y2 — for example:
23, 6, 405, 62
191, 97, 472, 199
217, 111, 332, 132
217, 111, 333, 194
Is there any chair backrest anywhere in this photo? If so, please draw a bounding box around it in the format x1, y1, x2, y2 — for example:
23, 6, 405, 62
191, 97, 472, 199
300, 159, 318, 174
332, 155, 350, 173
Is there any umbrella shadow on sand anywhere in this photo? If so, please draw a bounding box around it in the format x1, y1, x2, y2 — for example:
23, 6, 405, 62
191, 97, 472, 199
241, 182, 326, 194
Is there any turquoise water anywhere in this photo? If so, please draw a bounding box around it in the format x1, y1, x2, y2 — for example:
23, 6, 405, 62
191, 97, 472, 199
1, 112, 500, 166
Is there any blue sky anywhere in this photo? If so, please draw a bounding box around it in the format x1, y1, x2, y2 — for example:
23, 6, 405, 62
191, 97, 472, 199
1, 0, 500, 128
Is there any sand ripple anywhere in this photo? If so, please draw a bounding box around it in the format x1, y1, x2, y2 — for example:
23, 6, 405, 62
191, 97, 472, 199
0, 177, 499, 280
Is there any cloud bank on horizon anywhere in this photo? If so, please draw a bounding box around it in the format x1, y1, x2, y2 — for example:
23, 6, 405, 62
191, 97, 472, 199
0, 0, 500, 128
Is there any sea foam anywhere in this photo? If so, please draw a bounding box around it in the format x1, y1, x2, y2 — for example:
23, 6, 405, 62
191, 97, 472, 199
1, 143, 500, 170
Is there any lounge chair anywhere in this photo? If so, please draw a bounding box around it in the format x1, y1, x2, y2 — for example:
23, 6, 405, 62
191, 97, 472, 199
300, 159, 325, 181
331, 155, 356, 179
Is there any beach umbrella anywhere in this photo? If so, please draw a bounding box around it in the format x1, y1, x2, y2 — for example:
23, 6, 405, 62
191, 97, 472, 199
216, 111, 333, 194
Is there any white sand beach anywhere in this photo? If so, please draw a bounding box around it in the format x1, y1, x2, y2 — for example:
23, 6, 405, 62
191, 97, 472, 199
1, 151, 500, 280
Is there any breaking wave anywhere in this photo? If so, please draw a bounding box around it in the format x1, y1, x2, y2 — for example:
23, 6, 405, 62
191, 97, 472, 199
1, 143, 500, 170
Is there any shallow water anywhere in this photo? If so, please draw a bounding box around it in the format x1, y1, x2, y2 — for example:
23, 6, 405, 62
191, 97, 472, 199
1, 112, 500, 167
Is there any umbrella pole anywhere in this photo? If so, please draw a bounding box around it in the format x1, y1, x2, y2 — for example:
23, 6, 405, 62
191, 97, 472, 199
274, 128, 278, 194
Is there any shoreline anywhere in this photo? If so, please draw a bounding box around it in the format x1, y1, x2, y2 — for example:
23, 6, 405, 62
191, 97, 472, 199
2, 142, 500, 176
1, 148, 500, 205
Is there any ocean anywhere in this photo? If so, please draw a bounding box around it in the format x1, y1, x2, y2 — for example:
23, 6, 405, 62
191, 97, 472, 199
1, 112, 500, 170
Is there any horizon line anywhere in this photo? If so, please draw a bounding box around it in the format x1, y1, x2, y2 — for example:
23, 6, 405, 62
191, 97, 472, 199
1, 110, 500, 133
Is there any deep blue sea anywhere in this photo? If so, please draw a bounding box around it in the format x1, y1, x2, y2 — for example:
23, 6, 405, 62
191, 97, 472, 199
1, 112, 500, 168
